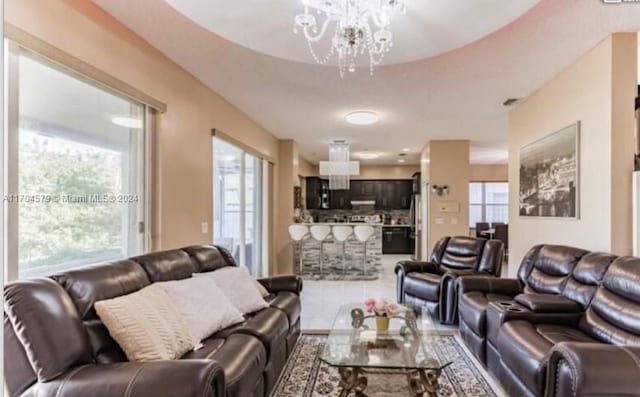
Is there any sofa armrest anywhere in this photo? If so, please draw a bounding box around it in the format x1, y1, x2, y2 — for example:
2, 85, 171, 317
547, 342, 640, 397
456, 276, 522, 296
30, 360, 225, 397
514, 293, 582, 313
394, 261, 441, 276
258, 275, 303, 295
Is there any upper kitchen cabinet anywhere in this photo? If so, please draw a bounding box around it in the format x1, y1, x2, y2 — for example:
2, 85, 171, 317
351, 180, 376, 197
305, 178, 412, 210
374, 180, 412, 210
305, 177, 330, 210
330, 189, 351, 210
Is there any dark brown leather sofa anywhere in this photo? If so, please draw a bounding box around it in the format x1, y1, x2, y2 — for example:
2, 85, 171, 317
459, 244, 640, 397
4, 245, 302, 397
395, 236, 504, 324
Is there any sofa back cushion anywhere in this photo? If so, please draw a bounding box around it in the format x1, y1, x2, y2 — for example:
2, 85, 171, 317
562, 252, 616, 309
132, 249, 197, 282
52, 260, 151, 363
519, 245, 588, 295
4, 278, 92, 381
429, 236, 451, 263
183, 245, 233, 272
580, 256, 640, 345
477, 239, 505, 275
439, 236, 486, 270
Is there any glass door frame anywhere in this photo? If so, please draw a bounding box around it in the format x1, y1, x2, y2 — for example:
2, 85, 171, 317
213, 136, 268, 277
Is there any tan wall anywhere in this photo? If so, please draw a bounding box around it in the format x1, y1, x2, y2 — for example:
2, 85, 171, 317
5, 0, 281, 254
508, 34, 636, 275
354, 165, 420, 179
428, 141, 470, 250
297, 156, 317, 178
275, 140, 298, 274
471, 164, 508, 182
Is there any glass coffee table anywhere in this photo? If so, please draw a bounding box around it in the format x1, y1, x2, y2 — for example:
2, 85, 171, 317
320, 303, 452, 397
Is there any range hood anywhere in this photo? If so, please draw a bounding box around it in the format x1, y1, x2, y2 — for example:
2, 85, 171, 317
350, 200, 376, 206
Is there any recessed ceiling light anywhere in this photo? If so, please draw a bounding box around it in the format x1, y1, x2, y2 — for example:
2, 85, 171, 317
398, 159, 406, 163
345, 111, 379, 125
355, 151, 382, 160
111, 117, 143, 129
402, 148, 410, 152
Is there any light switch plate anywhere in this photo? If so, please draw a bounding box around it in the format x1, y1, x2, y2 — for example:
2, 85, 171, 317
435, 218, 445, 225
451, 217, 458, 225
201, 222, 208, 234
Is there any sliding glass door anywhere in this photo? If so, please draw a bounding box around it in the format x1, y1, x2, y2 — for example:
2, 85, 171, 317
213, 138, 264, 276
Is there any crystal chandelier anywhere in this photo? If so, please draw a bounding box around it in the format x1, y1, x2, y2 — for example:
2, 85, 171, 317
293, 0, 406, 77
319, 140, 360, 190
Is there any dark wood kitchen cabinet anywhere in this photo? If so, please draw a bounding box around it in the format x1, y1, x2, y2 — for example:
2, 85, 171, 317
330, 189, 351, 210
374, 180, 412, 210
305, 177, 330, 210
305, 178, 412, 210
382, 227, 413, 254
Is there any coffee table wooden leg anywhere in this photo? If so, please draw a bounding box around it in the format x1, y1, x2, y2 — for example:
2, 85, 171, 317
407, 368, 442, 397
338, 367, 368, 397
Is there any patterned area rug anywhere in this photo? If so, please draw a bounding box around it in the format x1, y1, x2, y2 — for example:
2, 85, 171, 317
272, 334, 504, 397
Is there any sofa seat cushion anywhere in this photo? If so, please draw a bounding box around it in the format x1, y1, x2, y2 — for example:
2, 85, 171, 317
459, 292, 514, 335
498, 320, 597, 395
404, 272, 441, 301
212, 307, 289, 361
182, 333, 266, 397
265, 292, 300, 327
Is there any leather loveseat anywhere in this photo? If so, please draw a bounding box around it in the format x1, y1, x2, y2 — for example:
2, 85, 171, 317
4, 244, 302, 397
459, 244, 640, 396
395, 236, 504, 324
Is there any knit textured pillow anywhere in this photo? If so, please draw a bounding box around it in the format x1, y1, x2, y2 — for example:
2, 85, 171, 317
95, 284, 196, 361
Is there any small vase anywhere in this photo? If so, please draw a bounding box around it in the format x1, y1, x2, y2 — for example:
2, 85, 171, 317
376, 315, 389, 332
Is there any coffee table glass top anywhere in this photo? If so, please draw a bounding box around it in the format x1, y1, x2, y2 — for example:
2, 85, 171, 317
319, 303, 453, 370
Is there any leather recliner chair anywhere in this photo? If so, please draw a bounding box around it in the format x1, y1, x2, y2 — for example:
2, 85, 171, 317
395, 236, 504, 324
4, 245, 303, 397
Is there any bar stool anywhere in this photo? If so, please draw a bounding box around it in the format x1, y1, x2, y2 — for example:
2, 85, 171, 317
354, 225, 376, 276
332, 225, 353, 276
288, 224, 309, 276
310, 225, 332, 275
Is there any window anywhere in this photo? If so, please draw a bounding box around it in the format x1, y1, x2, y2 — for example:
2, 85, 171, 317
4, 44, 149, 279
213, 138, 266, 276
469, 182, 508, 227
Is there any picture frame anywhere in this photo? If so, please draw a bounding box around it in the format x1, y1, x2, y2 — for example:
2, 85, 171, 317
519, 122, 580, 218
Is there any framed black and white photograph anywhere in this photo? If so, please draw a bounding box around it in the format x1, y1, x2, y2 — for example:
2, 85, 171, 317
519, 122, 580, 218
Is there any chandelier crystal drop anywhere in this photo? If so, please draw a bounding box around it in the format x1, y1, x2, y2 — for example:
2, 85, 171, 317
293, 0, 406, 78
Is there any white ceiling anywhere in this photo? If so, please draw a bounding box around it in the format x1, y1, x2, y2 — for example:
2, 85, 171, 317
164, 0, 537, 67
91, 0, 640, 165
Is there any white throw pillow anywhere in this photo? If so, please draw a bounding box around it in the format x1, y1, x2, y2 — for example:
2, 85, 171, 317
157, 276, 245, 342
194, 267, 269, 314
95, 284, 197, 361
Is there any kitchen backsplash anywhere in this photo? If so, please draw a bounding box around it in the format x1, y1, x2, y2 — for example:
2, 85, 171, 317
310, 209, 411, 224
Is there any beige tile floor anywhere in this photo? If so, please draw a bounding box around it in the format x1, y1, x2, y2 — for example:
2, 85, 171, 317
300, 254, 510, 330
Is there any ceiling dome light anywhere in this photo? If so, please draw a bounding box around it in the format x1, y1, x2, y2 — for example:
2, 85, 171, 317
111, 117, 143, 129
355, 151, 382, 160
345, 111, 379, 125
